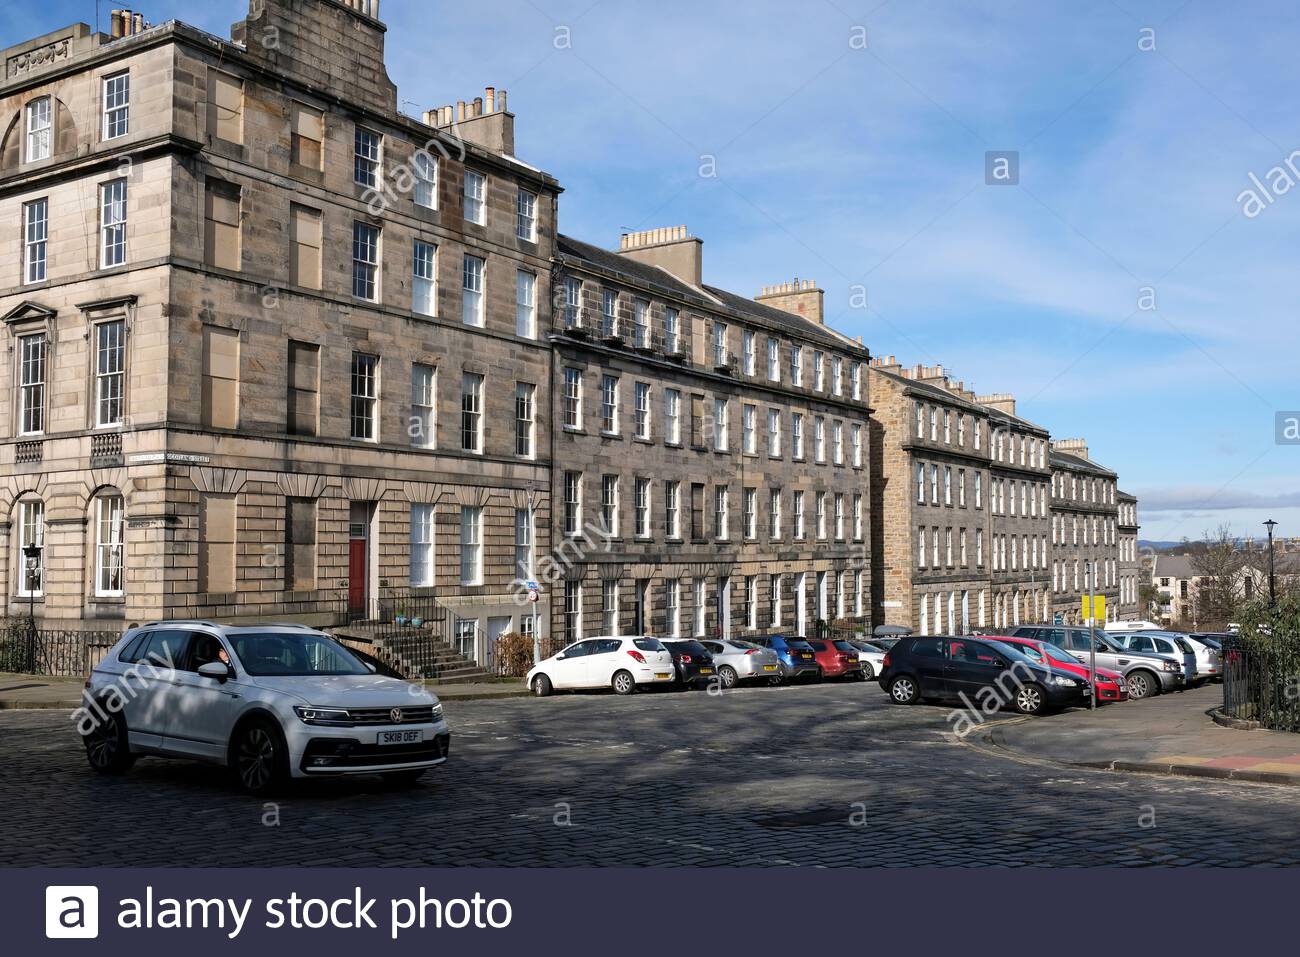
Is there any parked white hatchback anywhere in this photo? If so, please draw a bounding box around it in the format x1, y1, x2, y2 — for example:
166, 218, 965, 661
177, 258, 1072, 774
527, 636, 675, 696
79, 622, 450, 794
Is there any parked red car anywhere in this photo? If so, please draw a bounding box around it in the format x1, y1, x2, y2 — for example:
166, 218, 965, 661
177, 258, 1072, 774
804, 639, 863, 680
984, 635, 1128, 703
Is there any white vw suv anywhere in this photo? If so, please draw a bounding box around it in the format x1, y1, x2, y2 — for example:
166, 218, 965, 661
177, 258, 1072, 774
79, 622, 450, 794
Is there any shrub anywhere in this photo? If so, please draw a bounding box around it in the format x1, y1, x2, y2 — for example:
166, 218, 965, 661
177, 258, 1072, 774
493, 631, 534, 678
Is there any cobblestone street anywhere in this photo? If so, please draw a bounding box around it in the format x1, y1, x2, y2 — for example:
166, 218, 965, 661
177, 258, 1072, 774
3, 682, 1298, 867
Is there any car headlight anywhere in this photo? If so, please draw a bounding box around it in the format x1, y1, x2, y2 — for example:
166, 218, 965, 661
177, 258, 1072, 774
294, 706, 352, 726
430, 703, 444, 723
1051, 676, 1078, 687
1162, 661, 1179, 673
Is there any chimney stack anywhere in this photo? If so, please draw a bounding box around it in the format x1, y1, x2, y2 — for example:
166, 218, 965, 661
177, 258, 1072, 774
1051, 437, 1090, 460
755, 278, 825, 325
617, 226, 703, 286
977, 393, 1018, 417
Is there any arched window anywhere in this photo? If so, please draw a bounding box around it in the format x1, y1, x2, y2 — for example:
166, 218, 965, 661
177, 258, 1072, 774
15, 497, 45, 598
92, 492, 125, 597
25, 97, 51, 162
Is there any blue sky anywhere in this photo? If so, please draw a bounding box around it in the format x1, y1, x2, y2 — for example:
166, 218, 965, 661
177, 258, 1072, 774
8, 0, 1298, 543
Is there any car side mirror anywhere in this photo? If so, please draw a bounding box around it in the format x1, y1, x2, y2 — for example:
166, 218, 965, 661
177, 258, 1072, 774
198, 661, 231, 683
555, 653, 566, 661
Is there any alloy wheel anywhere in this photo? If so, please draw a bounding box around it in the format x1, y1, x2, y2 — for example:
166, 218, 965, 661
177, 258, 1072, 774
85, 717, 119, 769
891, 678, 915, 703
613, 671, 634, 695
237, 726, 276, 792
1016, 686, 1043, 714
1128, 673, 1150, 699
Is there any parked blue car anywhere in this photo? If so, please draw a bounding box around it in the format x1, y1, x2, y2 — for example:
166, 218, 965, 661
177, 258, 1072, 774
748, 635, 822, 683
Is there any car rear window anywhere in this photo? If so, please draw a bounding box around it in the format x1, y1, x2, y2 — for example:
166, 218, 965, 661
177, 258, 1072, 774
806, 640, 827, 651
786, 640, 814, 651
832, 641, 857, 652
634, 638, 666, 652
671, 640, 708, 656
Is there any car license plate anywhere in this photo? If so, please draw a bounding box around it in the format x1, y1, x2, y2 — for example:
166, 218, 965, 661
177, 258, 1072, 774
763, 665, 777, 671
700, 668, 713, 675
800, 653, 813, 660
378, 730, 423, 746
655, 672, 671, 679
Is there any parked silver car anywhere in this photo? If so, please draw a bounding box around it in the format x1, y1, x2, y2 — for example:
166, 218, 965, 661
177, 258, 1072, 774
1009, 626, 1185, 699
1110, 631, 1219, 684
698, 639, 782, 687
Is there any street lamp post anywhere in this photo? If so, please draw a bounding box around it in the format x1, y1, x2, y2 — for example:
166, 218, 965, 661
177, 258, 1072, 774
1264, 519, 1278, 607
22, 542, 42, 672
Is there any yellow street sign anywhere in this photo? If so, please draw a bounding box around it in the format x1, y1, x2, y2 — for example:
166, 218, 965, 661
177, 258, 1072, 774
1081, 595, 1107, 622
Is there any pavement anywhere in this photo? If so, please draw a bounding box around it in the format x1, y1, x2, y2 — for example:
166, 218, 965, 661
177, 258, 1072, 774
982, 684, 1300, 785
5, 679, 1300, 866
0, 673, 527, 709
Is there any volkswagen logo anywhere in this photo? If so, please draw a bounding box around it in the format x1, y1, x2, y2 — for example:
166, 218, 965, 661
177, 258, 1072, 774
390, 708, 403, 723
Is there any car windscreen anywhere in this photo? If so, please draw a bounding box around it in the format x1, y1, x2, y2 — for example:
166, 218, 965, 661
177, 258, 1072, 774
228, 633, 369, 676
634, 638, 666, 652
986, 640, 1038, 667
670, 641, 709, 656
1039, 642, 1077, 663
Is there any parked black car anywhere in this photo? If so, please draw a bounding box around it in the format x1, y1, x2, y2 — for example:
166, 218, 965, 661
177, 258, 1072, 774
877, 636, 1090, 715
661, 639, 717, 689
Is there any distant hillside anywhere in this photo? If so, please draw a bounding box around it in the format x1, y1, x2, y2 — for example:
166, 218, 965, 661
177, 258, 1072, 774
1139, 540, 1183, 552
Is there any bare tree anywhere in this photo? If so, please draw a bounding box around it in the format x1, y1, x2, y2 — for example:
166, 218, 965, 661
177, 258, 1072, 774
1190, 524, 1246, 629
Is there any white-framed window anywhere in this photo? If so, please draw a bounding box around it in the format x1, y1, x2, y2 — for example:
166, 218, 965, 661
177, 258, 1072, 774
516, 188, 537, 241
634, 382, 651, 439
94, 320, 126, 427
977, 529, 984, 566
464, 170, 486, 225
413, 152, 437, 208
853, 493, 863, 540
601, 290, 619, 338
790, 344, 803, 386
768, 338, 781, 382
665, 480, 680, 539
814, 416, 826, 462
352, 222, 380, 301
412, 240, 436, 315
410, 362, 436, 448
831, 356, 843, 395
917, 463, 926, 504
514, 507, 534, 583
665, 388, 681, 443
664, 307, 680, 353
601, 374, 620, 434
743, 487, 757, 539
813, 351, 825, 391
944, 467, 952, 505
100, 179, 127, 268
633, 299, 650, 348
714, 485, 729, 539
515, 269, 536, 337
17, 499, 45, 597
350, 353, 378, 441
563, 368, 583, 430
767, 408, 781, 457
975, 472, 983, 508
715, 397, 730, 451
793, 490, 805, 539
515, 381, 535, 458
792, 413, 804, 459
17, 333, 46, 435
601, 475, 619, 536
770, 573, 783, 627
741, 403, 756, 454
851, 361, 862, 400
745, 575, 759, 629
25, 97, 51, 162
103, 73, 130, 139
94, 493, 125, 597
815, 491, 827, 539
712, 321, 728, 366
834, 492, 845, 540
564, 580, 583, 641
461, 372, 483, 453
915, 402, 924, 439
564, 471, 583, 536
918, 527, 927, 569
409, 504, 435, 586
769, 487, 782, 538
563, 277, 582, 328
23, 199, 48, 284
353, 127, 381, 187
634, 477, 651, 538
602, 580, 619, 634
665, 579, 680, 637
462, 254, 485, 326
694, 578, 708, 636
459, 506, 483, 585
742, 330, 756, 375
851, 424, 862, 468
833, 421, 844, 465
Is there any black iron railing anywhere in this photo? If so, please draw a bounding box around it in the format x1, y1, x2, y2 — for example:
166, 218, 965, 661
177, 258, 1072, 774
1221, 632, 1300, 731
0, 623, 121, 677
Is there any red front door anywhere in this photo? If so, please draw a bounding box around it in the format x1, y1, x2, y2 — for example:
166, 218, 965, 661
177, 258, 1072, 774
348, 538, 367, 616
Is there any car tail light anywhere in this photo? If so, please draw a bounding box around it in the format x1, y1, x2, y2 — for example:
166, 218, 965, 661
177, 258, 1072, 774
745, 649, 758, 655
882, 652, 891, 668
680, 654, 693, 664
627, 650, 646, 664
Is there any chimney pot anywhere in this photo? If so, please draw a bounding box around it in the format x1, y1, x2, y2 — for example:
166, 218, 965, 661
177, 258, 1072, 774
499, 89, 508, 112
472, 96, 483, 117
134, 12, 144, 33
456, 100, 466, 122
485, 87, 495, 112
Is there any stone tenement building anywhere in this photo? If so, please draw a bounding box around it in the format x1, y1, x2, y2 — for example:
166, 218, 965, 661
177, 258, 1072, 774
1049, 439, 1122, 624
0, 0, 564, 662
1117, 490, 1141, 619
867, 359, 1051, 635
550, 230, 872, 642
